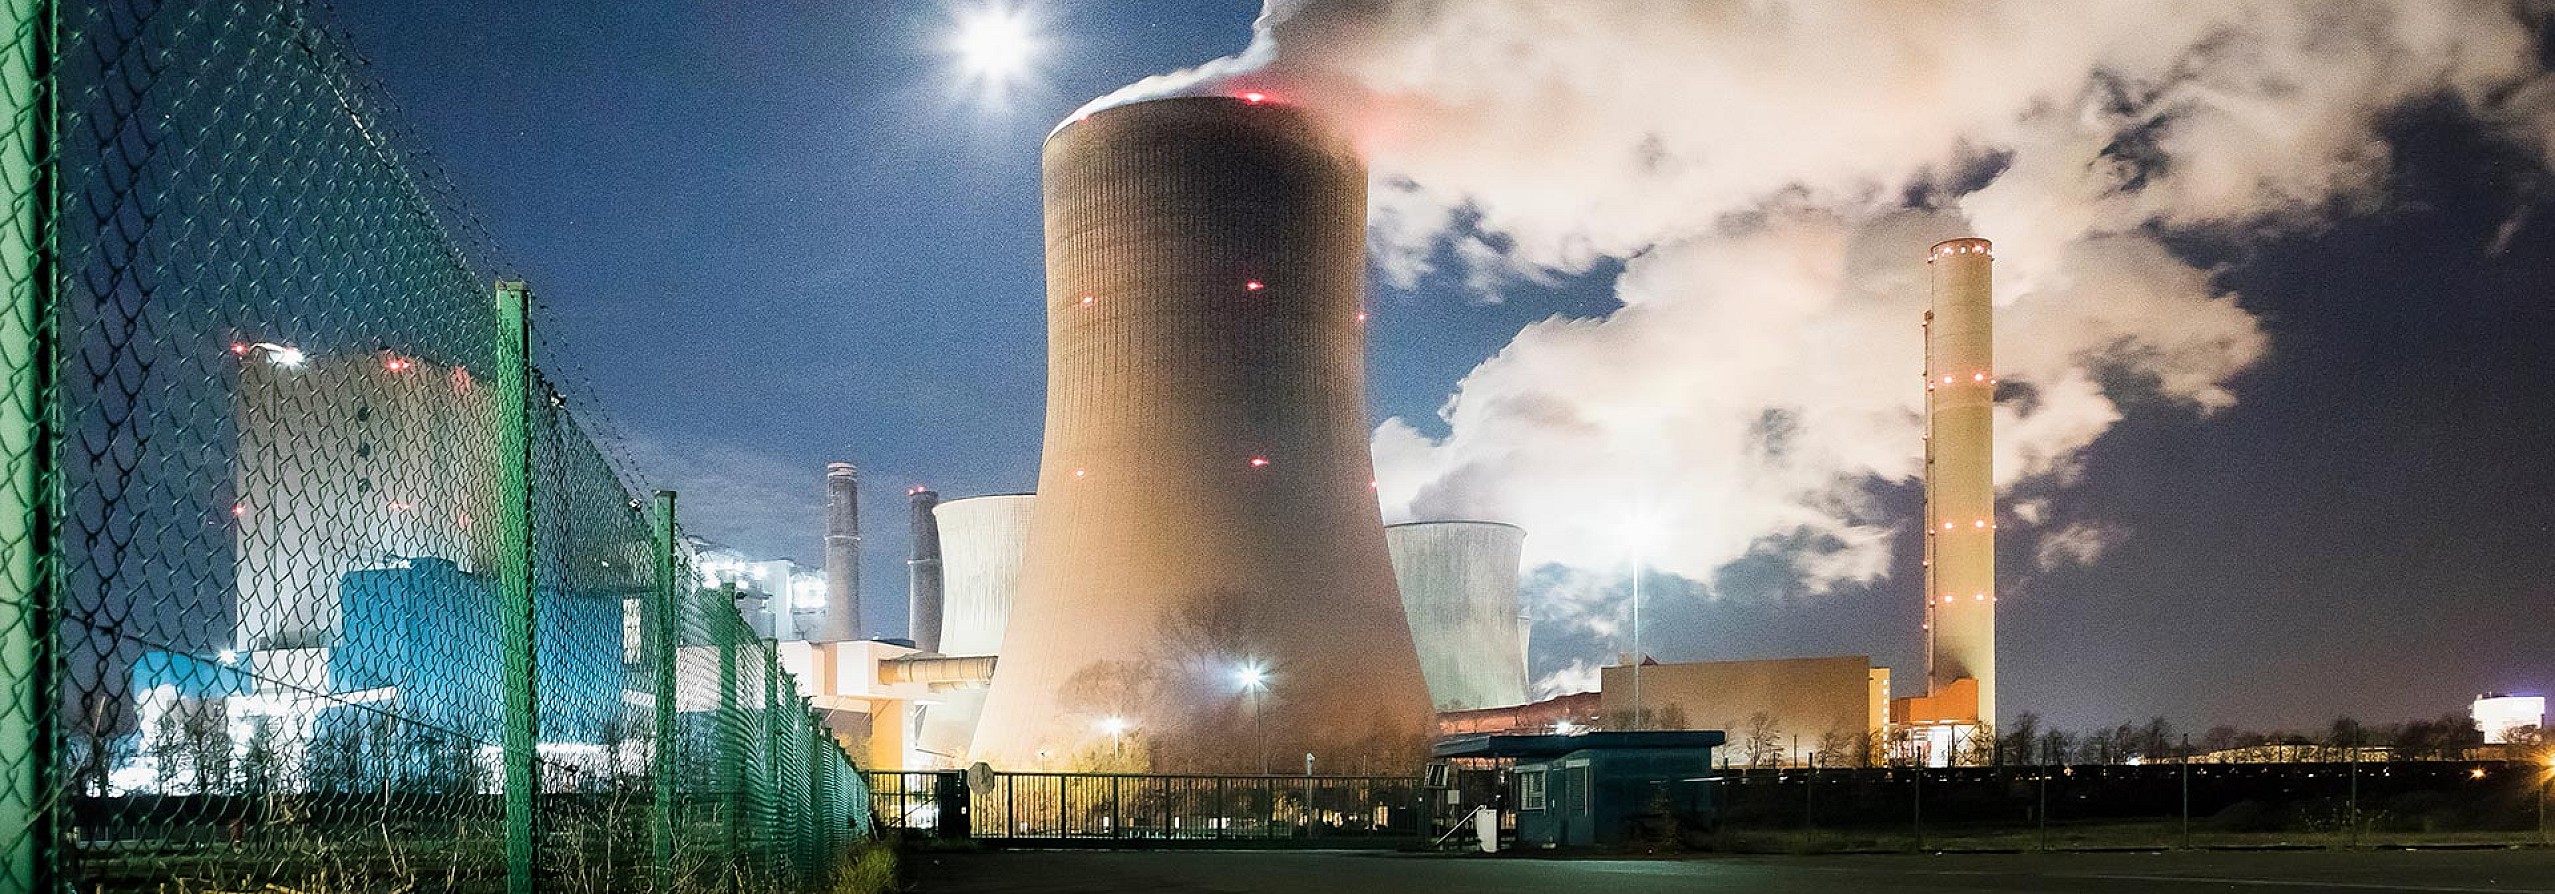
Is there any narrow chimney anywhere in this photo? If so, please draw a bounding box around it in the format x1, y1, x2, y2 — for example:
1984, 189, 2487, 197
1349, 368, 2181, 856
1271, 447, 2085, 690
818, 462, 861, 642
907, 487, 944, 652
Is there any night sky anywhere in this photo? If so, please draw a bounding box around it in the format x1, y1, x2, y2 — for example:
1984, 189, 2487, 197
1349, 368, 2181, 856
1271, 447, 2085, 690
330, 1, 2554, 733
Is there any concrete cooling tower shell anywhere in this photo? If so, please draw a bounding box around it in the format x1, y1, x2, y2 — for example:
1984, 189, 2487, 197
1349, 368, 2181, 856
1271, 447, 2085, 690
971, 96, 1433, 772
933, 494, 1034, 656
1386, 521, 1530, 712
913, 493, 1033, 766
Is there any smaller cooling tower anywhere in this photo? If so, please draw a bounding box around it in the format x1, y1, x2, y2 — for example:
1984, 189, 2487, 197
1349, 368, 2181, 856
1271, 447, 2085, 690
912, 493, 1035, 765
1386, 521, 1530, 712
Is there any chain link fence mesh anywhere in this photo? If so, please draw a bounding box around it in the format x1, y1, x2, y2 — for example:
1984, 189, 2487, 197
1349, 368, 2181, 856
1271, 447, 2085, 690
0, 0, 876, 890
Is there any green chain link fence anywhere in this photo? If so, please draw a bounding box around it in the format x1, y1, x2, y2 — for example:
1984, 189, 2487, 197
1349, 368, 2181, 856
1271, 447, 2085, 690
0, 0, 873, 890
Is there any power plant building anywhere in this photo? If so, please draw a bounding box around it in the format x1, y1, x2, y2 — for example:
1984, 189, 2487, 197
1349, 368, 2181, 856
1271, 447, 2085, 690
1896, 237, 1996, 742
1386, 521, 1530, 712
971, 95, 1433, 771
1599, 656, 1891, 766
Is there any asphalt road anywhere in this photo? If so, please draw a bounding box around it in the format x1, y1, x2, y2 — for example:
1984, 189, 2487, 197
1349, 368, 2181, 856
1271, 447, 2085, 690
910, 848, 2555, 893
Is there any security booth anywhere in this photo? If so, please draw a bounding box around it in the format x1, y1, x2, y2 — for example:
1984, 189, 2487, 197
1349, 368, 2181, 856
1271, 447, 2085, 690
1433, 731, 1726, 848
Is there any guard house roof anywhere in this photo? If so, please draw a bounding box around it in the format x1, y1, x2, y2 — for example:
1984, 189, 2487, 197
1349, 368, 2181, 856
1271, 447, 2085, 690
1432, 730, 1727, 760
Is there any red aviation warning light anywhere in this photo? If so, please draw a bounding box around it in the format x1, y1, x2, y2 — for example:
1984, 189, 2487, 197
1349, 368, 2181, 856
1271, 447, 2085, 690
1242, 92, 1267, 104
1244, 280, 1265, 292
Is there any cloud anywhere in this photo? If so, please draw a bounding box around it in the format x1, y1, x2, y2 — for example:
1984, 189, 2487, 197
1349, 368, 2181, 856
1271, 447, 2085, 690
1531, 659, 1602, 700
2036, 521, 2125, 570
1084, 2, 2553, 639
1118, 0, 2552, 585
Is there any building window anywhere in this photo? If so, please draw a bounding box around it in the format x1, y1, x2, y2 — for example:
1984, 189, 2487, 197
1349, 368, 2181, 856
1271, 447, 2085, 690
1517, 769, 1547, 811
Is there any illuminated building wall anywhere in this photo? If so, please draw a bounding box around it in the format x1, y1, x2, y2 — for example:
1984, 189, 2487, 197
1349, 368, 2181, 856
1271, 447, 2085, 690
1922, 238, 1996, 726
972, 96, 1432, 771
692, 539, 826, 642
232, 350, 498, 660
912, 493, 1033, 766
1599, 656, 1887, 765
1386, 521, 1530, 712
2473, 693, 2546, 744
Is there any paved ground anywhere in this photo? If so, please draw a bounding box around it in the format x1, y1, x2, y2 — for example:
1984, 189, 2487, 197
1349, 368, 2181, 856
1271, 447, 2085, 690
909, 848, 2555, 893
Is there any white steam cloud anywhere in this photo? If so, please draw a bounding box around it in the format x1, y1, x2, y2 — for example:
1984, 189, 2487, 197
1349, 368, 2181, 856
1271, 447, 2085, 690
1095, 1, 2554, 598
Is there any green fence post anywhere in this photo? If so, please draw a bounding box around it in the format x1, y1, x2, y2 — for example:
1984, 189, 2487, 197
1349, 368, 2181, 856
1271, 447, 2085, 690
0, 1, 51, 890
649, 491, 679, 892
765, 642, 785, 883
712, 583, 743, 875
494, 281, 541, 894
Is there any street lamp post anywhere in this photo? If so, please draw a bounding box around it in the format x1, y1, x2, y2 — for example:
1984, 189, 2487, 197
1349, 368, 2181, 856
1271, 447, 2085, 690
1237, 665, 1269, 774
1630, 552, 1643, 731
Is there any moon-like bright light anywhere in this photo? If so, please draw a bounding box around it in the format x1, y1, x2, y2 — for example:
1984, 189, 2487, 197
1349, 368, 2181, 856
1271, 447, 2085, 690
953, 5, 1037, 84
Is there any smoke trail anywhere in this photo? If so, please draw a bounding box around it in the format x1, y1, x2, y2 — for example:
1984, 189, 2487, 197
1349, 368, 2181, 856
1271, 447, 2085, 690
1098, 0, 2553, 614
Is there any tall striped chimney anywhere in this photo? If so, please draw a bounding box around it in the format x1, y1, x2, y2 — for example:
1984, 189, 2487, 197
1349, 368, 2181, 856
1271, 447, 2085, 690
1923, 238, 1995, 726
907, 486, 944, 652
818, 462, 861, 643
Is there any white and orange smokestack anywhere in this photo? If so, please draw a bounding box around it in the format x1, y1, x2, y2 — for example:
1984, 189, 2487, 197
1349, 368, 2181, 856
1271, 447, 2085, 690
1924, 237, 1995, 726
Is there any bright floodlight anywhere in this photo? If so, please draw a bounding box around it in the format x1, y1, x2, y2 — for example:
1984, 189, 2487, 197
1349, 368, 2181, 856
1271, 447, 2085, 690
1098, 716, 1129, 735
953, 5, 1036, 83
1235, 664, 1267, 690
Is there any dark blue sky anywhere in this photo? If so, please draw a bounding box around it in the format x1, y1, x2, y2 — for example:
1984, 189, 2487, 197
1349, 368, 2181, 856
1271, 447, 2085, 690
332, 2, 2554, 733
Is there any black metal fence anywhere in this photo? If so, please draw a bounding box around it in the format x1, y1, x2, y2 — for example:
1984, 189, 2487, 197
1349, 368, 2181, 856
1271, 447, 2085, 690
867, 771, 1425, 843
1705, 759, 2553, 852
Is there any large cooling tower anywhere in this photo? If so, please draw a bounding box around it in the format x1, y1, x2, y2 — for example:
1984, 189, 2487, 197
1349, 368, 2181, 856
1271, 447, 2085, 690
972, 96, 1432, 772
912, 493, 1034, 765
1923, 237, 1995, 724
1386, 521, 1530, 712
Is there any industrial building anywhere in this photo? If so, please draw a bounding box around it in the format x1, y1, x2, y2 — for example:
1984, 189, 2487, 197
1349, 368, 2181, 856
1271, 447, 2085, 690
970, 95, 1433, 772
690, 539, 827, 641
1600, 656, 1889, 766
1387, 521, 1531, 713
1893, 237, 1997, 760
233, 350, 498, 659
2473, 693, 2546, 744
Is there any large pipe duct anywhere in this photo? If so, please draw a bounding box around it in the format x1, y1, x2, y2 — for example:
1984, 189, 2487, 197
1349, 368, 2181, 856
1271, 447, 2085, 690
972, 96, 1433, 771
907, 487, 944, 652
1923, 238, 1995, 725
818, 462, 861, 643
